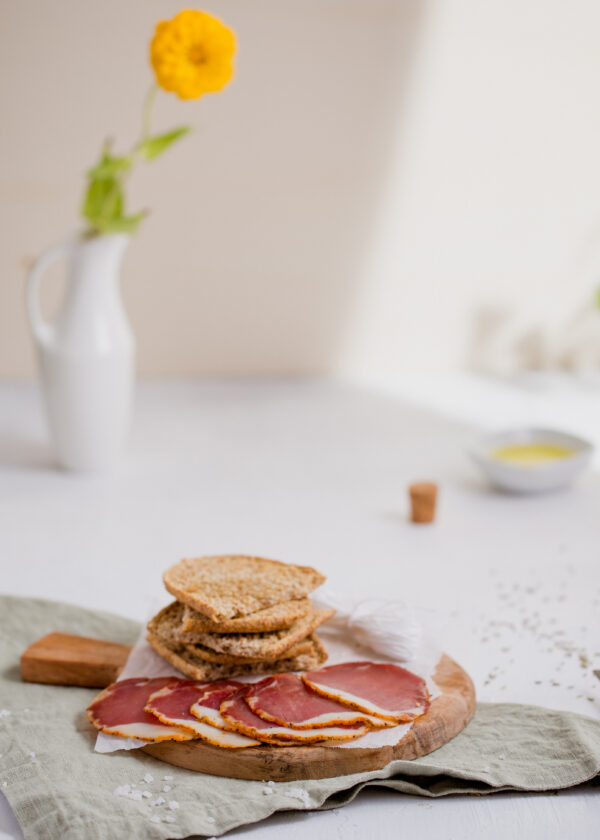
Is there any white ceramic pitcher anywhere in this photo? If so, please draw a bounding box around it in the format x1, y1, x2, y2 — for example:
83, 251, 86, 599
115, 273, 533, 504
26, 233, 135, 472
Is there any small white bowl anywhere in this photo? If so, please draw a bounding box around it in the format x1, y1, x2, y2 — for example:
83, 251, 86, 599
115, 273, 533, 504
470, 427, 594, 494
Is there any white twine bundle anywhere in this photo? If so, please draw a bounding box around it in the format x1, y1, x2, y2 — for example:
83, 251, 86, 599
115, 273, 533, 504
313, 590, 425, 662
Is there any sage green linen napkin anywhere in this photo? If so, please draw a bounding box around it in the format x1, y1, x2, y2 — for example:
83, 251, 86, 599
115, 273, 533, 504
1, 595, 599, 840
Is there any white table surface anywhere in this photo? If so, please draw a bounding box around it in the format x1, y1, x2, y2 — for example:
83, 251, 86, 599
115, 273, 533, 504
1, 376, 599, 839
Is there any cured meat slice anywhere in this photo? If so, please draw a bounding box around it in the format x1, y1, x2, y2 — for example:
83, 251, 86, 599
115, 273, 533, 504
87, 677, 194, 741
302, 662, 429, 722
181, 719, 262, 748
147, 679, 259, 747
246, 673, 395, 729
189, 681, 246, 731
220, 685, 369, 744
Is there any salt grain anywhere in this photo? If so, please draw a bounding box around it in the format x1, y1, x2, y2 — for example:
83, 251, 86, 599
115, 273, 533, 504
143, 773, 154, 783
162, 785, 171, 792
114, 784, 147, 802
150, 815, 161, 823
206, 816, 215, 823
169, 800, 179, 810
28, 752, 35, 758
164, 815, 176, 823
262, 788, 273, 795
155, 796, 166, 805
0, 710, 11, 718
142, 791, 152, 799
163, 775, 173, 780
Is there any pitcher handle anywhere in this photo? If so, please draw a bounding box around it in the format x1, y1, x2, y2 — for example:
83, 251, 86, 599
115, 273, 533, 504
26, 240, 74, 345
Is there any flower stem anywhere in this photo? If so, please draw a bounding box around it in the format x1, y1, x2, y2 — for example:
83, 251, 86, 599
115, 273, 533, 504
140, 84, 159, 143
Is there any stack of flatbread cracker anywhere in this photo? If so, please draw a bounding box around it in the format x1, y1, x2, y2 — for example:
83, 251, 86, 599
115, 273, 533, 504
146, 555, 334, 681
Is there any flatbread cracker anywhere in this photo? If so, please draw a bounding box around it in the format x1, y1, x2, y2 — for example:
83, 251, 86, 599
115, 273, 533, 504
163, 555, 326, 622
179, 638, 314, 665
182, 599, 312, 634
150, 602, 334, 661
148, 606, 317, 664
146, 631, 328, 681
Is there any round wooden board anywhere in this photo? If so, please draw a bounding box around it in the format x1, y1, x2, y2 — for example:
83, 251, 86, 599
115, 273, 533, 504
142, 654, 476, 781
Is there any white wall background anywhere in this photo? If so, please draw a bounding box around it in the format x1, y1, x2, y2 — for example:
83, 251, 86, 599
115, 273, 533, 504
2, 0, 600, 382
337, 0, 600, 384
0, 0, 420, 378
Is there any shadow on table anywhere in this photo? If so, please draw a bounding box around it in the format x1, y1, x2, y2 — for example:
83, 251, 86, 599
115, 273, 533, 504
455, 468, 600, 498
1, 664, 22, 684
0, 434, 56, 472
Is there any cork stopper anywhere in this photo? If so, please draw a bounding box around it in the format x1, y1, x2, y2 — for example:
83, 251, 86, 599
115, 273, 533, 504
409, 482, 438, 524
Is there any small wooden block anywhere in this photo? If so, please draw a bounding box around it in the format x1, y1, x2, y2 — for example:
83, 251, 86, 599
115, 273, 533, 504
20, 632, 132, 688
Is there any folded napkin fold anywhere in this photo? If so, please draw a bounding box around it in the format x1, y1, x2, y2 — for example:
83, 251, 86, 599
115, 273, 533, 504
1, 595, 599, 840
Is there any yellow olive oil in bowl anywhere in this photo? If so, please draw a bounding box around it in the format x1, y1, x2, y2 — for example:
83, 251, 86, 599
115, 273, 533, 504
491, 443, 574, 467
471, 428, 593, 493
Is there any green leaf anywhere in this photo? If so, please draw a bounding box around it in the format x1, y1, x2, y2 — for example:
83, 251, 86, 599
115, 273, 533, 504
81, 176, 123, 230
80, 137, 154, 236
138, 126, 191, 161
102, 211, 148, 234
88, 155, 132, 180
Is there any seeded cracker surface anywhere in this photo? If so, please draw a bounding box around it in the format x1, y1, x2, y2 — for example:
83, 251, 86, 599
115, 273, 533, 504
149, 601, 334, 660
182, 598, 312, 634
186, 609, 334, 657
147, 606, 319, 663
163, 555, 326, 621
179, 638, 315, 665
145, 631, 328, 680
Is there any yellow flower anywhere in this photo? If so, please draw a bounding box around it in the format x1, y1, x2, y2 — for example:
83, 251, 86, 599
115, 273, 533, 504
151, 9, 236, 100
